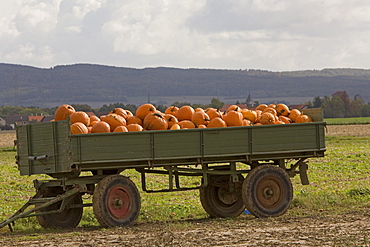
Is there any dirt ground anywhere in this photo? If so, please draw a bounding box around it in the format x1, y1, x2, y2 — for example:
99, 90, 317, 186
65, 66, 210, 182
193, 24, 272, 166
1, 125, 370, 246
1, 210, 370, 246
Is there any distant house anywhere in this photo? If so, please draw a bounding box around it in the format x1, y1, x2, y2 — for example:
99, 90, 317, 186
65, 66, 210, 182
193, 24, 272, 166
4, 115, 29, 129
0, 117, 6, 127
42, 116, 54, 122
28, 115, 45, 123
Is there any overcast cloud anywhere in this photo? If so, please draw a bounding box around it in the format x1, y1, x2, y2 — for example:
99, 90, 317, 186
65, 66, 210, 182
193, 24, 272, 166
1, 0, 370, 71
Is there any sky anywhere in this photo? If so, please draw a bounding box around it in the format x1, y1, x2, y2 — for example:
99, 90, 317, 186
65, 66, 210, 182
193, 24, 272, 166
1, 0, 370, 71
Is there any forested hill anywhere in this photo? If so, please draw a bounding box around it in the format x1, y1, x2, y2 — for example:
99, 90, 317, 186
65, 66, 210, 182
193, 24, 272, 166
1, 63, 370, 106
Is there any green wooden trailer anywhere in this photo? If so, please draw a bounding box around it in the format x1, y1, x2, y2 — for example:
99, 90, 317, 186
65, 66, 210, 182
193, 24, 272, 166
0, 109, 326, 231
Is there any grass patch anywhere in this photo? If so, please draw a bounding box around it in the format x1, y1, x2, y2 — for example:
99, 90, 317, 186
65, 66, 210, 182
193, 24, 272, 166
325, 117, 370, 125
0, 134, 370, 232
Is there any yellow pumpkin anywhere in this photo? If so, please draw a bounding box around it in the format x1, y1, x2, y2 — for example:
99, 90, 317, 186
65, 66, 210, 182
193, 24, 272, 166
241, 109, 257, 123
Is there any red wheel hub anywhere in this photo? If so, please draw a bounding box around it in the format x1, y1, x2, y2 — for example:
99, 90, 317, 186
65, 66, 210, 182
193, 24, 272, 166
107, 186, 132, 219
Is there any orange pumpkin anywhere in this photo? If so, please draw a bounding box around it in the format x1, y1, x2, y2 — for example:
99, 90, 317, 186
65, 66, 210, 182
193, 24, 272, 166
227, 105, 241, 112
125, 110, 134, 117
54, 104, 75, 121
178, 120, 196, 129
295, 115, 312, 123
136, 103, 156, 120
90, 120, 99, 127
126, 124, 144, 132
205, 108, 223, 120
242, 119, 251, 126
91, 121, 111, 133
276, 104, 290, 117
223, 111, 243, 126
262, 107, 277, 116
176, 105, 195, 121
164, 106, 179, 116
143, 113, 168, 130
278, 116, 292, 124
198, 124, 207, 128
69, 111, 90, 126
104, 113, 126, 131
268, 103, 277, 109
163, 114, 178, 129
170, 123, 181, 130
260, 112, 276, 125
110, 108, 128, 119
90, 115, 100, 123
113, 126, 128, 132
70, 122, 88, 134
289, 109, 302, 122
126, 116, 143, 126
255, 104, 268, 112
191, 111, 210, 126
207, 117, 227, 128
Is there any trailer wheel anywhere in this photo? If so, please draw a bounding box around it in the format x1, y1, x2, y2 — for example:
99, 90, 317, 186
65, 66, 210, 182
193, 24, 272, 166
242, 165, 293, 218
93, 175, 141, 228
199, 175, 245, 218
36, 190, 83, 228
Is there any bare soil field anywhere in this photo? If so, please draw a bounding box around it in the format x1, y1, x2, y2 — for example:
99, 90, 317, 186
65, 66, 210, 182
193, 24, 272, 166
0, 125, 369, 246
1, 210, 370, 247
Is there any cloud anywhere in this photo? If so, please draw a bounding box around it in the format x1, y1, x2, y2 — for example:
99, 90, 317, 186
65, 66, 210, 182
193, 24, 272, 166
1, 0, 370, 70
4, 43, 54, 65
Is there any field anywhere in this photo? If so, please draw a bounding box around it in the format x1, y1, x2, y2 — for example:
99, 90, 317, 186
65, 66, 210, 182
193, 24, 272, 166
0, 125, 370, 246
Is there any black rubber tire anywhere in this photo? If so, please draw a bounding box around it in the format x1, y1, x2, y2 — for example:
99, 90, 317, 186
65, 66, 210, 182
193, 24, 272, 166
242, 165, 293, 218
36, 190, 83, 229
93, 175, 141, 228
199, 175, 245, 218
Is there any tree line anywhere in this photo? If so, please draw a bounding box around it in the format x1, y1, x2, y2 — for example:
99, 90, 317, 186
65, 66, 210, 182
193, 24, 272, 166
306, 91, 370, 118
1, 94, 370, 119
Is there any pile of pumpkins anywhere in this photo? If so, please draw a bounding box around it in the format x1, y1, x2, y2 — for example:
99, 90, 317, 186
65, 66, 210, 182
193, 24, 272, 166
53, 103, 313, 135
